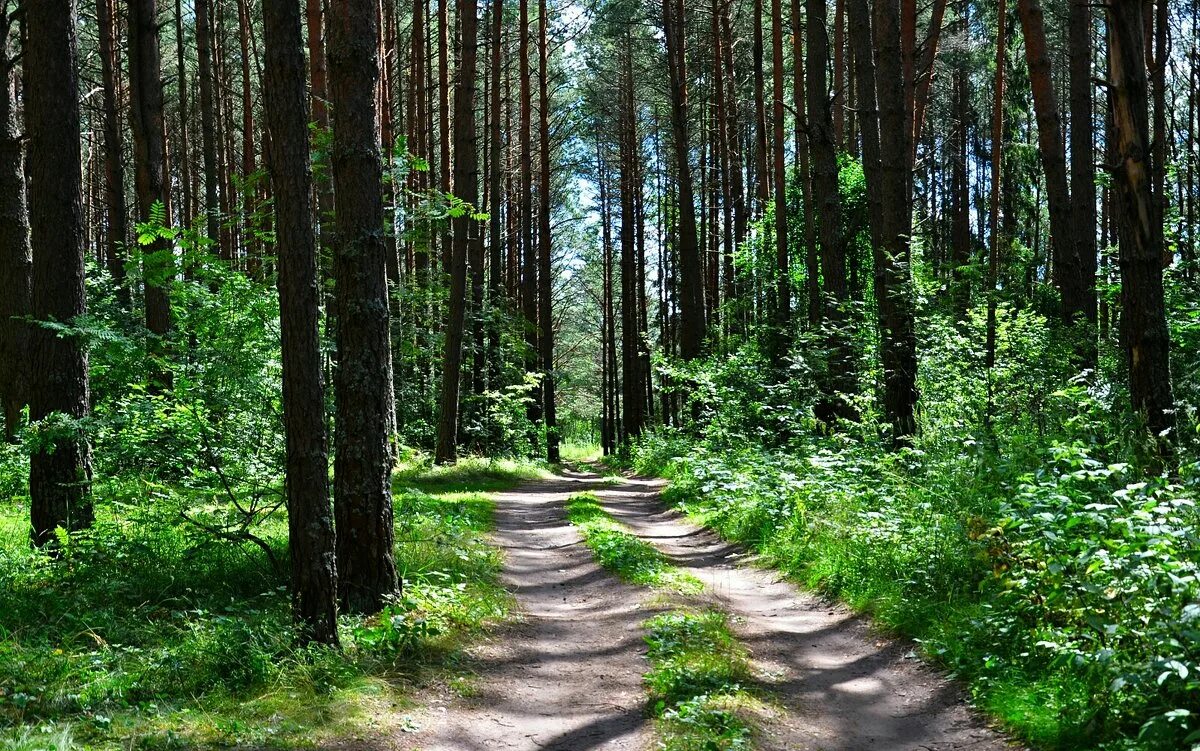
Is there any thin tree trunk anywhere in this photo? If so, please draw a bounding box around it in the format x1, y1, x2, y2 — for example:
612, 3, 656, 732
197, 0, 221, 244
1069, 0, 1098, 349
873, 0, 919, 443
771, 0, 790, 362
663, 0, 705, 361
436, 0, 480, 465
0, 8, 30, 442
537, 0, 558, 461
128, 0, 174, 388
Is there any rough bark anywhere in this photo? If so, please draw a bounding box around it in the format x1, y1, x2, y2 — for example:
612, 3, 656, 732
0, 9, 29, 442
436, 0, 480, 465
128, 0, 174, 387
663, 0, 705, 360
771, 0, 790, 362
1107, 0, 1175, 453
329, 0, 399, 613
873, 0, 919, 443
1016, 0, 1087, 329
196, 0, 221, 244
261, 0, 340, 645
537, 0, 558, 461
26, 0, 95, 546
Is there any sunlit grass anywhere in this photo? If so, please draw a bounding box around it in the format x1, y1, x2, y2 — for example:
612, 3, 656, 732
565, 492, 702, 594
644, 609, 759, 751
0, 459, 523, 749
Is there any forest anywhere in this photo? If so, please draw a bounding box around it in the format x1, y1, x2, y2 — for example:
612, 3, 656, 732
1, 0, 1198, 748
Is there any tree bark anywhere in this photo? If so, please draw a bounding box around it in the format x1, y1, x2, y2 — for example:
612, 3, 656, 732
663, 0, 705, 360
771, 0, 790, 362
329, 0, 400, 613
128, 0, 174, 388
873, 0, 919, 443
1016, 0, 1089, 331
1107, 0, 1175, 454
436, 0, 480, 465
26, 0, 95, 546
537, 0, 558, 461
196, 0, 221, 244
0, 9, 30, 442
261, 0, 340, 645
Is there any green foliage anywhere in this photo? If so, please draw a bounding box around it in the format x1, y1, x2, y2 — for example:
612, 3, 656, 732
632, 289, 1200, 750
0, 457, 532, 748
565, 493, 702, 593
643, 610, 754, 751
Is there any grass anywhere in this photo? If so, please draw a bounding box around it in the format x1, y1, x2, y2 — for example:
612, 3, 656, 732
0, 455, 540, 749
643, 610, 758, 751
564, 492, 702, 594
563, 492, 761, 750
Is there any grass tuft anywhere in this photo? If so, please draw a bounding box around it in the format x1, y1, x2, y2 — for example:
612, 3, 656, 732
644, 610, 756, 751
565, 493, 702, 594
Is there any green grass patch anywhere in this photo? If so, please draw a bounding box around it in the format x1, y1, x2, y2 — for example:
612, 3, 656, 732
565, 493, 702, 594
644, 610, 756, 751
0, 460, 527, 749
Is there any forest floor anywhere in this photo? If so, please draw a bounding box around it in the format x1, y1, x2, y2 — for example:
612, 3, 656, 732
385, 467, 1019, 751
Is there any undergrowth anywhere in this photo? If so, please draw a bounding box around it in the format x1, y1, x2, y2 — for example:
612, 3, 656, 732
0, 455, 537, 749
565, 492, 702, 594
634, 428, 1200, 751
644, 610, 756, 751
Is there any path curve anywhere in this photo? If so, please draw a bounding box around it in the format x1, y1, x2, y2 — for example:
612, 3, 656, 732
400, 468, 1020, 751
589, 471, 1018, 751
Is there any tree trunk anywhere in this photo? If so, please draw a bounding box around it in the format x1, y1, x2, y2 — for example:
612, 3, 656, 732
873, 0, 919, 443
128, 0, 174, 389
537, 0, 558, 461
1069, 0, 1098, 347
985, 0, 1006, 389
619, 44, 646, 442
0, 9, 30, 442
1107, 0, 1175, 455
329, 0, 399, 613
197, 0, 221, 244
487, 0, 504, 392
752, 0, 769, 214
436, 0, 480, 465
771, 0, 790, 362
1016, 0, 1087, 331
26, 0, 95, 546
261, 0, 340, 645
663, 0, 705, 361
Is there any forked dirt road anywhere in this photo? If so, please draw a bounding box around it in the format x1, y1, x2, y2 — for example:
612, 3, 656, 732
401, 469, 1017, 751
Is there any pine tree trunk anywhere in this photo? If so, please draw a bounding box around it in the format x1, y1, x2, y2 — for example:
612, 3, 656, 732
26, 0, 95, 546
1017, 0, 1087, 330
261, 0, 340, 645
873, 0, 919, 443
1107, 0, 1175, 455
0, 9, 30, 442
771, 0, 790, 362
537, 0, 558, 461
663, 0, 705, 361
329, 0, 399, 613
196, 0, 221, 244
436, 0, 480, 465
128, 0, 174, 388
